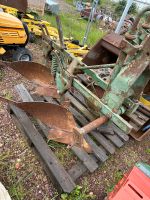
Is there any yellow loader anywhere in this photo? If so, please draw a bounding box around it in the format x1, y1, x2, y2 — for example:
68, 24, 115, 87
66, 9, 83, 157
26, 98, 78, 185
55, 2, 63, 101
0, 8, 32, 61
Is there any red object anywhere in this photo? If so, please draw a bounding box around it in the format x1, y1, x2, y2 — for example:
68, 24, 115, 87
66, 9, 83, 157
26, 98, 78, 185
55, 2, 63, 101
108, 166, 150, 200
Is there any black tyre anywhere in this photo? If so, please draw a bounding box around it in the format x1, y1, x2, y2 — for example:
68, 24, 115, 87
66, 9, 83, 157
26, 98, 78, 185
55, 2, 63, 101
13, 47, 32, 61
29, 32, 36, 43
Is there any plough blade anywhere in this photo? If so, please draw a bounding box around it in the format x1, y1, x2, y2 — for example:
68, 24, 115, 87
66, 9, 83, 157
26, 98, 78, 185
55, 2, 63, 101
0, 96, 91, 152
4, 61, 59, 98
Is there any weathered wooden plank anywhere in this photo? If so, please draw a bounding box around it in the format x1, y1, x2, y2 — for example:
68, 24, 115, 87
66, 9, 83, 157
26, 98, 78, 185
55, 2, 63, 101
68, 162, 87, 181
104, 134, 124, 148
112, 123, 129, 142
15, 84, 49, 138
84, 135, 108, 162
91, 131, 116, 154
10, 104, 76, 193
71, 146, 98, 173
66, 93, 95, 121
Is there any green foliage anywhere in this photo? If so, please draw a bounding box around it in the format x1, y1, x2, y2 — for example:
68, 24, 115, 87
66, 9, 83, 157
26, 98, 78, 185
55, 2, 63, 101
145, 149, 150, 154
61, 185, 96, 200
65, 0, 73, 5
115, 0, 137, 17
43, 13, 105, 46
0, 152, 27, 200
3, 90, 13, 100
105, 170, 123, 193
48, 140, 66, 149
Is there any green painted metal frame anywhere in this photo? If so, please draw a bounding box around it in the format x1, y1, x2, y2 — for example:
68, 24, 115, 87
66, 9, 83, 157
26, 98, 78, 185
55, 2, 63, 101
52, 7, 150, 135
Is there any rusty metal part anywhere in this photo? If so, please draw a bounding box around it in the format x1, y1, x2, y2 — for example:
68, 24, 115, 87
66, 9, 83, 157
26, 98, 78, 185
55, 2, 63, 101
125, 32, 136, 40
130, 7, 150, 34
0, 0, 28, 12
0, 96, 92, 152
130, 120, 150, 141
75, 116, 108, 135
82, 33, 123, 66
4, 61, 60, 98
34, 86, 59, 99
74, 116, 108, 148
6, 61, 54, 86
142, 23, 150, 29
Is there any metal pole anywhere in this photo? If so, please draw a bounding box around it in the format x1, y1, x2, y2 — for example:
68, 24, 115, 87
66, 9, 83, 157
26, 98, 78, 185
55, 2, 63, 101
82, 0, 99, 46
115, 0, 134, 34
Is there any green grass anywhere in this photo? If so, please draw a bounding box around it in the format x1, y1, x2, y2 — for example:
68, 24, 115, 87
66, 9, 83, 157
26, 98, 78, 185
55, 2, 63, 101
0, 152, 27, 200
145, 148, 150, 154
105, 170, 123, 193
3, 90, 13, 100
65, 0, 73, 5
61, 180, 96, 200
43, 12, 105, 47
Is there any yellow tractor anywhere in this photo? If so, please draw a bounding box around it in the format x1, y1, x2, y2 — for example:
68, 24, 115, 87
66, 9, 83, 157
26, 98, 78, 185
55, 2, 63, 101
0, 9, 32, 61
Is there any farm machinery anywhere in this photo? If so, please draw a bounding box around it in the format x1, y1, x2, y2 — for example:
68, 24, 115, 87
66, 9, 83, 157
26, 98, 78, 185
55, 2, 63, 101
0, 0, 89, 60
0, 7, 32, 61
0, 7, 150, 152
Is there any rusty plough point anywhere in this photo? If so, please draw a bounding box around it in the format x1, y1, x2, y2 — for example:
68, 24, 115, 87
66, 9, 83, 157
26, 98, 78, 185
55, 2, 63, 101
0, 96, 93, 152
4, 61, 60, 98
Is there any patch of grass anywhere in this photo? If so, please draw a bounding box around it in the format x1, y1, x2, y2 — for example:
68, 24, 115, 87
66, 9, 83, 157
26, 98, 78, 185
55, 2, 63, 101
0, 152, 10, 169
48, 140, 74, 165
0, 69, 5, 81
3, 90, 13, 100
65, 0, 73, 5
55, 147, 73, 165
105, 170, 123, 194
145, 148, 150, 154
0, 152, 27, 200
43, 13, 105, 47
47, 140, 66, 149
61, 179, 96, 200
8, 166, 27, 200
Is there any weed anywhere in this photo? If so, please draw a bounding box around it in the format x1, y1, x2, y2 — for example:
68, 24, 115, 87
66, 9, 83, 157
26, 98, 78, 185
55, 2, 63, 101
48, 140, 74, 165
65, 0, 73, 5
114, 170, 123, 183
145, 148, 150, 154
55, 147, 73, 165
0, 152, 27, 200
105, 170, 123, 194
47, 140, 66, 150
61, 183, 96, 200
0, 152, 10, 169
3, 90, 13, 100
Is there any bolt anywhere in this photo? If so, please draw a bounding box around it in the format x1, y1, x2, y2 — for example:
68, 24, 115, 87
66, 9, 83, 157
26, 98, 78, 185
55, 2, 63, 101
107, 113, 112, 118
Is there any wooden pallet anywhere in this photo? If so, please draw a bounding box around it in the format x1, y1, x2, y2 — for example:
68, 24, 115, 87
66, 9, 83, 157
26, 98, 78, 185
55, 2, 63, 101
9, 83, 129, 193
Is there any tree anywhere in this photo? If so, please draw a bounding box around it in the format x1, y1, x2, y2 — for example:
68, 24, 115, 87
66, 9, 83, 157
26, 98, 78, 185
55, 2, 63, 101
115, 0, 137, 17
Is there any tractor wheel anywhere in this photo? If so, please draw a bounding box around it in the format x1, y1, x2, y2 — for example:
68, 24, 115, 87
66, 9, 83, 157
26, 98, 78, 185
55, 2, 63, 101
29, 32, 36, 43
12, 47, 32, 61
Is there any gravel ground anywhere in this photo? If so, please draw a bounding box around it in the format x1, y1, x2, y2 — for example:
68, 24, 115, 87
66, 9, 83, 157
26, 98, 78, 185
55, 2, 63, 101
0, 43, 58, 200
